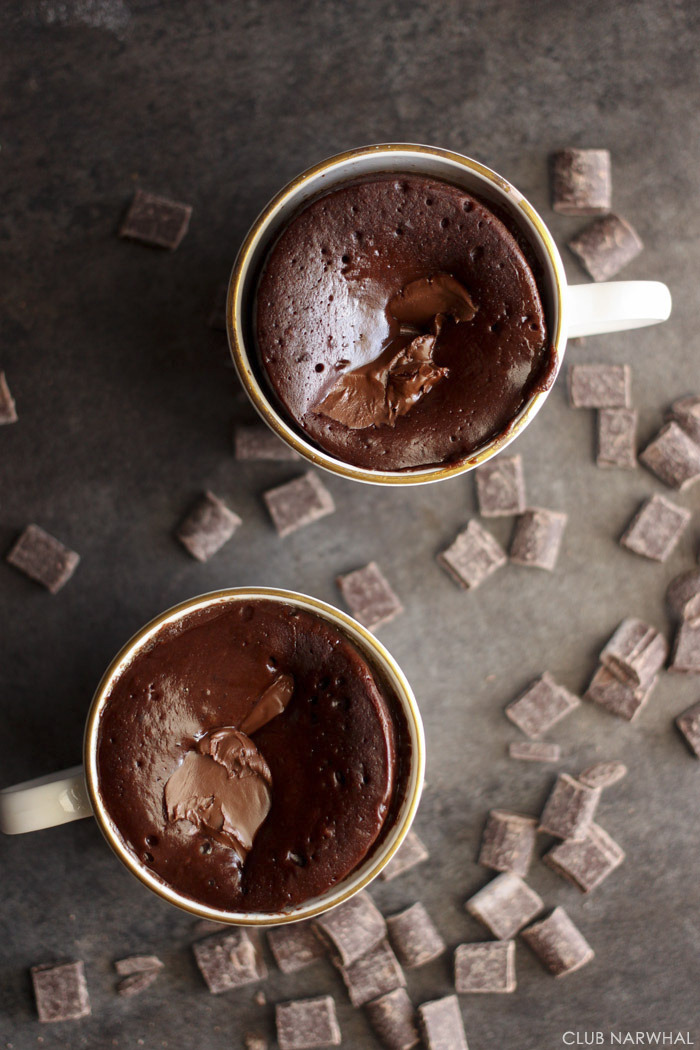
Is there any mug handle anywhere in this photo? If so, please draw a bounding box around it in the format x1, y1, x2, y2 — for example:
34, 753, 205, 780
566, 281, 672, 338
0, 766, 92, 834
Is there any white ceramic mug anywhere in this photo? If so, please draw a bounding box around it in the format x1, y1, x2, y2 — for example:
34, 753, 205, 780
227, 143, 672, 486
0, 588, 425, 926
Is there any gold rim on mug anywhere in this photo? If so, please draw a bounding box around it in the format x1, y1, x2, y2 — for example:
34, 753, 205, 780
227, 142, 566, 486
84, 587, 425, 926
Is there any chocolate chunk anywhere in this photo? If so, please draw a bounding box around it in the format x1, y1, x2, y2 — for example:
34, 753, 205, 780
386, 902, 446, 969
31, 961, 91, 1023
437, 520, 507, 589
676, 701, 700, 756
505, 672, 580, 739
276, 995, 341, 1050
0, 371, 17, 424
568, 214, 643, 282
418, 994, 468, 1050
544, 822, 625, 892
551, 149, 612, 215
119, 188, 192, 250
474, 454, 526, 517
620, 494, 690, 562
539, 774, 601, 840
478, 810, 537, 877
585, 665, 656, 720
600, 618, 668, 687
379, 829, 429, 881
208, 283, 228, 331
6, 524, 80, 593
568, 364, 631, 409
267, 921, 326, 974
366, 988, 420, 1050
117, 971, 159, 997
114, 954, 164, 975
264, 472, 335, 537
666, 569, 700, 623
314, 891, 386, 967
669, 620, 700, 673
578, 761, 627, 789
338, 940, 406, 1007
465, 872, 543, 939
667, 395, 700, 445
192, 930, 266, 994
337, 561, 403, 631
176, 491, 242, 562
521, 907, 594, 976
508, 740, 562, 762
597, 408, 637, 469
234, 423, 298, 461
640, 421, 700, 490
454, 940, 516, 994
510, 508, 567, 570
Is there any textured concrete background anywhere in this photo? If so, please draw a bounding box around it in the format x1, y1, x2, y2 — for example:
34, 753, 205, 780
1, 1, 699, 1047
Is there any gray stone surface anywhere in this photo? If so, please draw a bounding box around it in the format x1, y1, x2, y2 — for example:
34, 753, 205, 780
1, 1, 699, 1047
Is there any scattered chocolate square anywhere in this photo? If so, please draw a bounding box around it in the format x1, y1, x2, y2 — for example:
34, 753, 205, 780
509, 508, 568, 571
600, 618, 668, 688
31, 961, 91, 1023
640, 421, 700, 490
667, 395, 700, 445
521, 906, 594, 977
275, 995, 341, 1050
474, 454, 526, 517
676, 701, 700, 756
264, 472, 335, 537
465, 872, 543, 940
568, 214, 643, 282
119, 188, 192, 250
267, 920, 326, 974
578, 761, 627, 789
538, 773, 601, 841
117, 971, 159, 997
379, 830, 429, 882
508, 740, 562, 762
176, 491, 242, 562
596, 408, 637, 469
551, 148, 612, 215
478, 810, 537, 877
337, 940, 406, 1007
620, 494, 690, 562
437, 519, 507, 589
208, 282, 228, 331
6, 524, 80, 593
454, 940, 516, 994
192, 930, 266, 994
585, 665, 657, 721
0, 371, 17, 424
418, 994, 468, 1050
544, 822, 625, 892
314, 891, 386, 967
114, 954, 163, 975
386, 902, 446, 969
666, 569, 700, 623
505, 672, 580, 739
234, 423, 299, 461
669, 620, 700, 674
365, 987, 419, 1050
568, 364, 631, 410
337, 561, 403, 631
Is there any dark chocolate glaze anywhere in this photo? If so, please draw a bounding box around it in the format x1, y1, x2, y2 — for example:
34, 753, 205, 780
96, 600, 410, 913
255, 174, 552, 471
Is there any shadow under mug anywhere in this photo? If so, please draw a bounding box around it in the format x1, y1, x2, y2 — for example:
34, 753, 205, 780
228, 142, 672, 486
0, 588, 425, 926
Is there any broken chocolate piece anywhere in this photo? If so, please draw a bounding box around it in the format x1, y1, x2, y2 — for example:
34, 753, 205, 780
6, 524, 80, 593
176, 491, 241, 562
509, 740, 561, 762
234, 423, 299, 461
578, 761, 627, 789
568, 213, 643, 282
314, 891, 386, 967
465, 872, 543, 939
31, 961, 91, 1023
620, 494, 690, 562
505, 673, 580, 739
474, 454, 526, 517
597, 408, 637, 469
366, 988, 419, 1050
544, 822, 625, 892
276, 995, 341, 1050
551, 149, 612, 215
676, 701, 700, 756
264, 472, 335, 536
568, 364, 631, 409
510, 508, 567, 570
418, 994, 468, 1050
379, 830, 429, 882
600, 618, 668, 687
119, 188, 192, 250
521, 907, 594, 976
640, 421, 700, 490
338, 940, 406, 1007
114, 954, 163, 976
267, 921, 326, 974
478, 810, 537, 877
0, 371, 17, 424
539, 774, 601, 840
192, 930, 266, 994
454, 940, 516, 994
337, 561, 403, 631
667, 395, 700, 445
666, 569, 700, 623
386, 902, 445, 969
669, 620, 700, 674
117, 971, 159, 997
585, 665, 656, 720
437, 520, 507, 589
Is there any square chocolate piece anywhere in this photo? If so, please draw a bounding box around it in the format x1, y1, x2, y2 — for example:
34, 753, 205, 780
585, 665, 656, 720
31, 961, 91, 1023
544, 822, 625, 892
505, 672, 580, 739
478, 810, 537, 877
597, 408, 637, 469
276, 996, 341, 1050
600, 618, 668, 687
620, 494, 690, 562
0, 371, 17, 424
676, 701, 700, 756
234, 423, 299, 461
386, 902, 446, 969
418, 994, 468, 1050
454, 940, 516, 994
669, 620, 700, 674
337, 561, 403, 631
192, 930, 266, 994
568, 364, 631, 409
666, 569, 700, 623
578, 761, 627, 789
267, 921, 326, 974
119, 188, 192, 250
366, 988, 420, 1050
568, 214, 643, 282
668, 395, 700, 445
521, 907, 594, 977
379, 830, 429, 882
264, 472, 335, 536
314, 891, 386, 967
509, 740, 561, 762
465, 872, 543, 940
437, 520, 507, 589
176, 491, 241, 562
474, 455, 526, 517
7, 524, 80, 593
640, 421, 700, 490
551, 149, 612, 215
539, 773, 601, 841
338, 940, 406, 1007
510, 508, 567, 570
